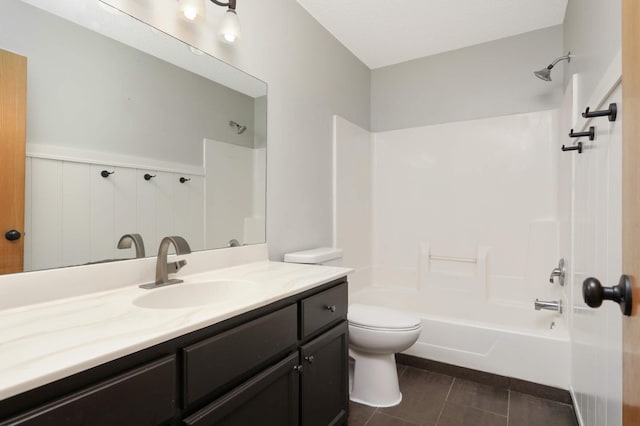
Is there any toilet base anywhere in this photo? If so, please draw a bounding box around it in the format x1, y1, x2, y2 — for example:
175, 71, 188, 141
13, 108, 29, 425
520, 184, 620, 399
349, 348, 403, 407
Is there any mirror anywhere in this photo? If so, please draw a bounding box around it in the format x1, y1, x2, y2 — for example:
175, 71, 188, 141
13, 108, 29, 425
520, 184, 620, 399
0, 0, 267, 274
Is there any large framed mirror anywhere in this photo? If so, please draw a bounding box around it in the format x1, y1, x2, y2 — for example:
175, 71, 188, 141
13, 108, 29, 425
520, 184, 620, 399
0, 0, 267, 275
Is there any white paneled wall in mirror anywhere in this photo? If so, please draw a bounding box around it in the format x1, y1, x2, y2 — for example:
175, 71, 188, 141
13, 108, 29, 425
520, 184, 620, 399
25, 157, 205, 271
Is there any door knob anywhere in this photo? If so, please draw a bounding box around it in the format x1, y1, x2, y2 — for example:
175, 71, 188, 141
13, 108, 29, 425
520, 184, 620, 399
4, 230, 21, 241
582, 275, 632, 316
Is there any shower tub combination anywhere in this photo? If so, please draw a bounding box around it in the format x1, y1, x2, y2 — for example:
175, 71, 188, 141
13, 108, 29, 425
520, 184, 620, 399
350, 285, 570, 389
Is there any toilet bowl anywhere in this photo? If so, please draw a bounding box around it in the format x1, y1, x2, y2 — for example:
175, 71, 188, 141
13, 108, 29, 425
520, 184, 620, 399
348, 304, 421, 407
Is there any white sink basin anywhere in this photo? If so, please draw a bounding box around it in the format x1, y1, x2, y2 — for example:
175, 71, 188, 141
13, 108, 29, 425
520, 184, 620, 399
133, 280, 259, 309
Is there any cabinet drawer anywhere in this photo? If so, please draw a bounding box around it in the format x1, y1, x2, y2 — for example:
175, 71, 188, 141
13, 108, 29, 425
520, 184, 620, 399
2, 356, 176, 426
183, 304, 297, 406
184, 352, 300, 426
300, 283, 347, 339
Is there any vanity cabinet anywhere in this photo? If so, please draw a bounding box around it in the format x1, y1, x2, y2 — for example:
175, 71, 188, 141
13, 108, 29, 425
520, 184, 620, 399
184, 282, 349, 426
0, 278, 348, 426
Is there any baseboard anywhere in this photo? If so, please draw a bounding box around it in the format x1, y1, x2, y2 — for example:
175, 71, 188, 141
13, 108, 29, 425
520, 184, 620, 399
396, 353, 573, 405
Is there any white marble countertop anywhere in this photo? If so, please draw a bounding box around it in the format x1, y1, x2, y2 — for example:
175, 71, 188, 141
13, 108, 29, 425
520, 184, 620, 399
0, 260, 351, 400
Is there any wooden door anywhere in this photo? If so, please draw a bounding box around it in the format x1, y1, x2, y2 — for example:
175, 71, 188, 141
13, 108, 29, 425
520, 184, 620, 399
0, 49, 27, 275
622, 0, 640, 423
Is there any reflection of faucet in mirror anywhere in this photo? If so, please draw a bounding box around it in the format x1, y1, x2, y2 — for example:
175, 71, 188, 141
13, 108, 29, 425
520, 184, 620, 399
140, 236, 191, 289
117, 233, 146, 258
227, 239, 240, 247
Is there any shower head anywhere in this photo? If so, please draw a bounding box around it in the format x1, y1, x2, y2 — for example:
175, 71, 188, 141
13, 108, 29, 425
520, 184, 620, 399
534, 67, 552, 82
229, 120, 247, 135
534, 52, 572, 82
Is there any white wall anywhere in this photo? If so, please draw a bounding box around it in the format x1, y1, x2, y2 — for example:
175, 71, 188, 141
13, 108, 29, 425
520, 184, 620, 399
104, 0, 371, 261
334, 110, 561, 307
370, 111, 560, 305
564, 79, 623, 426
204, 139, 264, 249
333, 116, 372, 295
371, 26, 564, 132
563, 0, 621, 111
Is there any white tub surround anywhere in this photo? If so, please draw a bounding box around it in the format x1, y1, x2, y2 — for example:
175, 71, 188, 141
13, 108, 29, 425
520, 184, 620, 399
351, 287, 570, 389
0, 246, 352, 400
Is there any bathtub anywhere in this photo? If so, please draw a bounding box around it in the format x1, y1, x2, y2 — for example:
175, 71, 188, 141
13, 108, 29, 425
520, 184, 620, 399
350, 286, 570, 389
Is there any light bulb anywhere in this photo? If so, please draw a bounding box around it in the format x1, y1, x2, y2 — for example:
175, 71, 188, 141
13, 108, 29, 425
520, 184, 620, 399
218, 9, 240, 44
183, 6, 198, 20
178, 0, 205, 23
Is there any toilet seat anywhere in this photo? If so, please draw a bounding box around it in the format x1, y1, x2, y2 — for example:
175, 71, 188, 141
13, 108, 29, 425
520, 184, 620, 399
348, 304, 421, 331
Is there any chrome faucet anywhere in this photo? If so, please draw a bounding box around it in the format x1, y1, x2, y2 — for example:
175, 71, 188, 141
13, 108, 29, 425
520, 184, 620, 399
534, 299, 562, 314
117, 233, 146, 258
140, 236, 191, 289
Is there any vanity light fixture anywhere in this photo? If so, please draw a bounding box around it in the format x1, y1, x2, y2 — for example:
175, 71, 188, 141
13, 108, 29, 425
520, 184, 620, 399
178, 0, 241, 44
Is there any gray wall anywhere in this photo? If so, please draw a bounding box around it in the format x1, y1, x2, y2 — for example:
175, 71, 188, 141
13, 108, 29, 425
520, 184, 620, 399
371, 26, 564, 132
0, 0, 256, 167
108, 0, 371, 260
562, 0, 621, 104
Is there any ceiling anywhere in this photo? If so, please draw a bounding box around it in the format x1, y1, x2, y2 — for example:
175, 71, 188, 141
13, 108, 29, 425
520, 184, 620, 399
296, 0, 568, 69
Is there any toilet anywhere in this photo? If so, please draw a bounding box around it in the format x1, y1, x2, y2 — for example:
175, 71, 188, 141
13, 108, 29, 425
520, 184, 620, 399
348, 304, 421, 407
283, 247, 422, 408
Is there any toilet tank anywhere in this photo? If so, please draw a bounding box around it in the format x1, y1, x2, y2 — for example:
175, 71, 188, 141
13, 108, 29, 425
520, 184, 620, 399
283, 247, 343, 266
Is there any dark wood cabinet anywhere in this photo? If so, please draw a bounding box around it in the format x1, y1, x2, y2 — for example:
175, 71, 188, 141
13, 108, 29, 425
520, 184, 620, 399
183, 304, 298, 407
184, 352, 300, 426
0, 278, 348, 426
0, 356, 176, 426
300, 322, 349, 426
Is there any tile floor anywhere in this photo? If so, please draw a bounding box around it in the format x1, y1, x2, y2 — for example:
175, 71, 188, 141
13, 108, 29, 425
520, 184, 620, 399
348, 366, 578, 426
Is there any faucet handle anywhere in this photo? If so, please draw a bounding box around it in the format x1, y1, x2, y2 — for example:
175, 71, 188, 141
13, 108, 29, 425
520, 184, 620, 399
549, 258, 565, 286
169, 259, 187, 273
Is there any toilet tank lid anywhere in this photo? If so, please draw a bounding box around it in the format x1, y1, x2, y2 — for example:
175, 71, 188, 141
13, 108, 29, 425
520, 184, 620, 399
283, 247, 343, 264
348, 304, 421, 330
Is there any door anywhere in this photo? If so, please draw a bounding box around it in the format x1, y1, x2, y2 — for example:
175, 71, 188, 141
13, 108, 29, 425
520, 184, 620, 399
0, 49, 27, 275
622, 0, 640, 423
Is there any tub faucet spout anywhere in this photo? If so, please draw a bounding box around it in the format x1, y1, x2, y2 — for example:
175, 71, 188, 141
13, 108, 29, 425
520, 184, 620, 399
534, 299, 562, 314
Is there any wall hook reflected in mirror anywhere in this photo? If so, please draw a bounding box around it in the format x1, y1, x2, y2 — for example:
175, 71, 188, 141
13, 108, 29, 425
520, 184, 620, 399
144, 173, 156, 181
179, 177, 191, 183
229, 120, 247, 134
100, 170, 115, 178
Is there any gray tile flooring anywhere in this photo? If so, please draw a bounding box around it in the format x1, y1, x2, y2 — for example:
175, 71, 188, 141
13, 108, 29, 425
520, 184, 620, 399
348, 366, 578, 426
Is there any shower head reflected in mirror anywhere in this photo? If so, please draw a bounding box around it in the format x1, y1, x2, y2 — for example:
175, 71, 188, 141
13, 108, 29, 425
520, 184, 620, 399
229, 120, 247, 134
534, 52, 572, 81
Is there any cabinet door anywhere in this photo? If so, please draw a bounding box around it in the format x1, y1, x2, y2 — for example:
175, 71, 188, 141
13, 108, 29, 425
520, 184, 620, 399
184, 352, 300, 426
2, 356, 176, 426
300, 321, 349, 426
